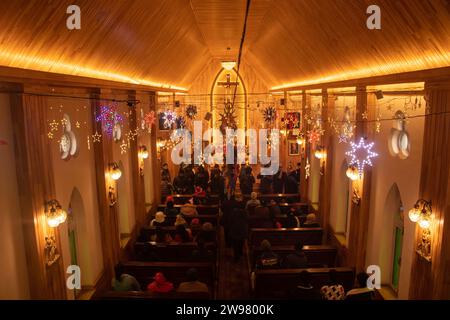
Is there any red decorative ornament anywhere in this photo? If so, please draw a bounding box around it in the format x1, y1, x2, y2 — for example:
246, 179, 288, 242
307, 129, 322, 145
144, 111, 156, 132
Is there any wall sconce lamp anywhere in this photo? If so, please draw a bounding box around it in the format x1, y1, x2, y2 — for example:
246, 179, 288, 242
346, 165, 360, 181
314, 146, 326, 160
409, 199, 432, 229
138, 145, 149, 176
109, 162, 122, 181
296, 133, 305, 146
409, 199, 433, 261
45, 199, 67, 228
108, 162, 121, 206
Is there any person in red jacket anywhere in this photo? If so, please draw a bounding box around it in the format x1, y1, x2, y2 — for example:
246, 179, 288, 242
147, 272, 174, 293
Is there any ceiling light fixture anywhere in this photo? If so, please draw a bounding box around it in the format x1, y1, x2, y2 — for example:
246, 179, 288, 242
221, 61, 236, 71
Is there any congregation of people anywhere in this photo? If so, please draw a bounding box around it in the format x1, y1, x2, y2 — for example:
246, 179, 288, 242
109, 161, 374, 301
160, 162, 303, 201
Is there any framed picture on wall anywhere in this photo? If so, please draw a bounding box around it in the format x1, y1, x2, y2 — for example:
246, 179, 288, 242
288, 140, 300, 156
284, 112, 301, 130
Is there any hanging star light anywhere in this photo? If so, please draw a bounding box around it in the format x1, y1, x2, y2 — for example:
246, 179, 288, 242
144, 111, 156, 132
262, 105, 277, 123
49, 120, 59, 132
345, 137, 378, 177
162, 110, 177, 129
96, 105, 124, 136
305, 158, 311, 180
186, 105, 198, 120
120, 140, 128, 154
307, 128, 323, 145
92, 131, 102, 143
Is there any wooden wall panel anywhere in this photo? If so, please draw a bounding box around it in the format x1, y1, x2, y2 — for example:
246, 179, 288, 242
346, 86, 375, 272
90, 90, 120, 286
10, 92, 66, 299
320, 89, 335, 242
409, 81, 450, 299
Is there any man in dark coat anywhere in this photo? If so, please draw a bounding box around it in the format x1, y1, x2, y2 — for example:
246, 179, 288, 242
228, 207, 248, 262
273, 167, 287, 194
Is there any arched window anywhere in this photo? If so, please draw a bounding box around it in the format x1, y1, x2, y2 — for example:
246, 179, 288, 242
380, 183, 404, 292
210, 67, 247, 131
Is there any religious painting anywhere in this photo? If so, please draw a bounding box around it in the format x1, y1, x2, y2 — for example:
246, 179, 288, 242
288, 140, 300, 156
284, 112, 301, 130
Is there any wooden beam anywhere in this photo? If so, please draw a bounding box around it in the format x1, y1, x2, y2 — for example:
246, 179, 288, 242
409, 81, 450, 299
271, 67, 450, 92
10, 92, 66, 299
0, 66, 186, 94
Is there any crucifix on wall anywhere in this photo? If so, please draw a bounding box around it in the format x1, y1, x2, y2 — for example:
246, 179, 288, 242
217, 73, 240, 89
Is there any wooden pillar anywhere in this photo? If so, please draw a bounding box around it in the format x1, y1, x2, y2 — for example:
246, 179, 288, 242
300, 91, 310, 202
319, 89, 335, 240
409, 81, 450, 299
347, 86, 374, 272
10, 92, 66, 299
127, 92, 146, 225
90, 90, 120, 284
149, 92, 160, 204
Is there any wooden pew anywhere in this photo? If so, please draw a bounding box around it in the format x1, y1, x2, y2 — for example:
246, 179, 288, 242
169, 194, 220, 205
253, 267, 356, 299
140, 226, 217, 241
156, 205, 220, 215
150, 214, 218, 226
250, 245, 337, 268
243, 193, 301, 203
274, 202, 309, 215
122, 261, 215, 291
98, 290, 211, 300
134, 242, 216, 262
249, 228, 323, 246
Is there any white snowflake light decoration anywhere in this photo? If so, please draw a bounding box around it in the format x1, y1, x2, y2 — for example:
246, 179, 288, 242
162, 110, 177, 129
345, 137, 378, 177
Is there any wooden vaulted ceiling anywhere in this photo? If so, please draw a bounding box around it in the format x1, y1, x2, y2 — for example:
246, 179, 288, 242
0, 0, 449, 91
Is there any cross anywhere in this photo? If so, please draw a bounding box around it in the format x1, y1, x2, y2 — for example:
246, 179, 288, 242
217, 73, 240, 89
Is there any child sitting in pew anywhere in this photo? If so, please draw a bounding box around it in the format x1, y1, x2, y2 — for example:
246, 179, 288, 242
177, 268, 209, 293
147, 272, 174, 293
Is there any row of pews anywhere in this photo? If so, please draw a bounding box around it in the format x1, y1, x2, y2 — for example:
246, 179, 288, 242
97, 193, 355, 300
247, 226, 355, 299
98, 197, 222, 300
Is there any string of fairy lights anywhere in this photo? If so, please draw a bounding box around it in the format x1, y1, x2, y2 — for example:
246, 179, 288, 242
9, 86, 439, 177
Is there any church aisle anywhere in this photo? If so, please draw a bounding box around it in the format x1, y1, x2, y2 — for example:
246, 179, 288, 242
217, 227, 251, 299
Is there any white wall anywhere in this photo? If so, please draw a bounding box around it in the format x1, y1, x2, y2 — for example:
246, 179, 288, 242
365, 95, 425, 299
48, 97, 104, 294
0, 94, 30, 299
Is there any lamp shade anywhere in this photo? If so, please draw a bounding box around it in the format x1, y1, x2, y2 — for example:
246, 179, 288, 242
408, 207, 421, 222
346, 165, 359, 181
418, 214, 431, 229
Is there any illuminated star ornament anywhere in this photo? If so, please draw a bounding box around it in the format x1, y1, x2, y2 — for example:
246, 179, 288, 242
96, 105, 124, 136
162, 110, 177, 129
92, 131, 102, 143
144, 111, 156, 132
262, 106, 277, 123
345, 137, 378, 177
307, 128, 323, 145
186, 105, 198, 120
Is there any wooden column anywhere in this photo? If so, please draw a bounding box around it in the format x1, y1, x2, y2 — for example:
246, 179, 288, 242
347, 86, 374, 272
409, 81, 450, 299
300, 91, 310, 202
90, 90, 120, 285
149, 92, 160, 204
10, 92, 66, 299
319, 89, 335, 241
127, 92, 146, 225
